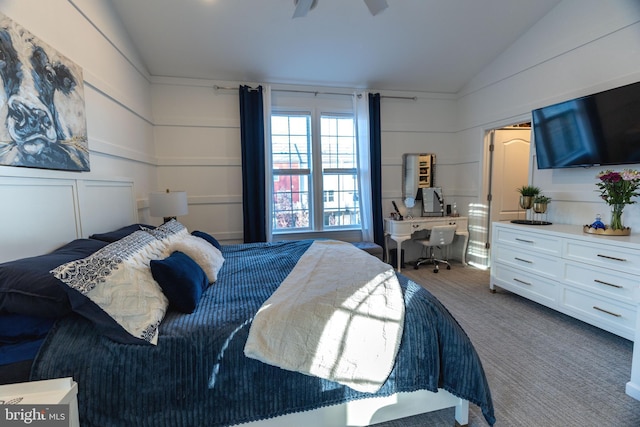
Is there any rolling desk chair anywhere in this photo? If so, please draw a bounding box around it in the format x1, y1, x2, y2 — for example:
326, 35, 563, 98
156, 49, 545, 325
414, 224, 457, 273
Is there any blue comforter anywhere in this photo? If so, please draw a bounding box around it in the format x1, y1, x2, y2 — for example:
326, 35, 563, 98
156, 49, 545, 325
31, 240, 495, 426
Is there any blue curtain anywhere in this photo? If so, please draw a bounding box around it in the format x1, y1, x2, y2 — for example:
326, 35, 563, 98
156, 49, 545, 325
368, 93, 384, 247
239, 85, 267, 243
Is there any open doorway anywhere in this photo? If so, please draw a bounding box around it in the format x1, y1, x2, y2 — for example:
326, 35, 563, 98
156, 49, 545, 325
484, 122, 532, 263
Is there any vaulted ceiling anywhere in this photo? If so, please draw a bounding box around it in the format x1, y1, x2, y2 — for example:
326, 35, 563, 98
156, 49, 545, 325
109, 0, 562, 93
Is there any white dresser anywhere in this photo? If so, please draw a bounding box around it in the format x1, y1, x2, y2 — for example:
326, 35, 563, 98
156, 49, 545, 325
490, 221, 640, 400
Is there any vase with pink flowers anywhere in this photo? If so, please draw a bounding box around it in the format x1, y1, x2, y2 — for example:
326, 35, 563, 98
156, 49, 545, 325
593, 169, 640, 234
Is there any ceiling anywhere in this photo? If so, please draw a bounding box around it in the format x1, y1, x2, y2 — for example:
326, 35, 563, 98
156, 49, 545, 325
108, 0, 563, 94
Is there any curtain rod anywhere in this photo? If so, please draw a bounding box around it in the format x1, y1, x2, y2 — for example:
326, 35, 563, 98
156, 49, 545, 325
212, 85, 416, 101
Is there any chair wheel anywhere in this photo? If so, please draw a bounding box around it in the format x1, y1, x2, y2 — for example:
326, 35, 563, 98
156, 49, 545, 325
433, 268, 438, 273
447, 265, 451, 270
414, 265, 419, 270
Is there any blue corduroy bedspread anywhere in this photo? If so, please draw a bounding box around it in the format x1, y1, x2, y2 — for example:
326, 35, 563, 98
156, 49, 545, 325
31, 240, 495, 426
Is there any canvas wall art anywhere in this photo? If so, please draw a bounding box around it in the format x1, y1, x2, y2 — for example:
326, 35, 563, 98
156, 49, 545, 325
0, 12, 89, 171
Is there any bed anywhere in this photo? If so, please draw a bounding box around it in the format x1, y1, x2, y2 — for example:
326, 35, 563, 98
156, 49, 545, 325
0, 174, 495, 426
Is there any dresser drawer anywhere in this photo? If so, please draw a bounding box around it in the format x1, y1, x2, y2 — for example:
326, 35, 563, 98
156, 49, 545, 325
491, 263, 558, 307
560, 286, 636, 339
563, 260, 638, 304
385, 219, 413, 236
564, 239, 640, 275
410, 218, 468, 232
493, 226, 562, 256
493, 244, 562, 280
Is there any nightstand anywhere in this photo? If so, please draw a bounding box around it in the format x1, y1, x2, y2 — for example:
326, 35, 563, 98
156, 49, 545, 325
0, 377, 79, 427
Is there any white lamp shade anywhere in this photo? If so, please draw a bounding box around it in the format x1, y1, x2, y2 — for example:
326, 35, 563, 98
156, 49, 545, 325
149, 191, 188, 218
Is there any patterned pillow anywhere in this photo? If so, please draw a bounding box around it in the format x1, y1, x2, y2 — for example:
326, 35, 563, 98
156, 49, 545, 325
51, 231, 169, 345
145, 220, 189, 256
145, 219, 188, 240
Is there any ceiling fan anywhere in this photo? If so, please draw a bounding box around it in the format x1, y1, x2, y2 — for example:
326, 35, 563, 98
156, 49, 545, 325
292, 0, 389, 19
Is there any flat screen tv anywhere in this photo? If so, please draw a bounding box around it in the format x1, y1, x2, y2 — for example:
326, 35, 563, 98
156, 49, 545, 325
532, 81, 640, 169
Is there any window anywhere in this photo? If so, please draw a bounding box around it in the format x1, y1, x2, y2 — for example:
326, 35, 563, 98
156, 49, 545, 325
323, 190, 334, 202
271, 111, 361, 233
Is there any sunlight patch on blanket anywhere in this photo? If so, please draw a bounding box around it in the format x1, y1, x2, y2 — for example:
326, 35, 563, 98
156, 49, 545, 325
244, 240, 405, 393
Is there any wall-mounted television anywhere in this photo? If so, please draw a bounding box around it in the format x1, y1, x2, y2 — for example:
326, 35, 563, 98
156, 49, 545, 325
532, 81, 640, 169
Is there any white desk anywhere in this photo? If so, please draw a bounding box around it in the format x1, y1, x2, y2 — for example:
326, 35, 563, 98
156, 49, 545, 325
384, 216, 469, 272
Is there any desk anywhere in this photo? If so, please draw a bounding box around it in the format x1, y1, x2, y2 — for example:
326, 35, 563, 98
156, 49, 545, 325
384, 216, 469, 272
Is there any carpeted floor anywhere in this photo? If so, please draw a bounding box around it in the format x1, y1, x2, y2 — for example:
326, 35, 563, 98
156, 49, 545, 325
374, 262, 640, 427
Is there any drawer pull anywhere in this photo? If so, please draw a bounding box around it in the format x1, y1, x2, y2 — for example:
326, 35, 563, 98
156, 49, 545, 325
514, 257, 533, 264
594, 279, 623, 289
515, 238, 534, 244
596, 254, 627, 262
513, 278, 532, 286
592, 306, 622, 318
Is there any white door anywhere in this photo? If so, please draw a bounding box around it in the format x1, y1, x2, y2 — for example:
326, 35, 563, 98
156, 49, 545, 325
489, 128, 531, 223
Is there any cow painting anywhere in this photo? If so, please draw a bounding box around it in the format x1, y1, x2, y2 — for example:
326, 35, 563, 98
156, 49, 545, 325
0, 13, 88, 171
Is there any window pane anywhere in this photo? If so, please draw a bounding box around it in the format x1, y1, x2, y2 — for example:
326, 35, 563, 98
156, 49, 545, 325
273, 174, 310, 230
321, 115, 356, 169
271, 114, 310, 170
322, 174, 360, 227
289, 116, 310, 135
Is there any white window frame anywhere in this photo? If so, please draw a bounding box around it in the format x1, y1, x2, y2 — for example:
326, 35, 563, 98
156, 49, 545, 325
269, 101, 362, 240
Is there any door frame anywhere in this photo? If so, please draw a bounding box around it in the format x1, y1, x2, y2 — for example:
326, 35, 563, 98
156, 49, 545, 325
481, 114, 535, 266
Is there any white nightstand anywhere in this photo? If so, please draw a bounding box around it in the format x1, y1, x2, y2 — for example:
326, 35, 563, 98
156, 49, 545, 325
0, 377, 79, 427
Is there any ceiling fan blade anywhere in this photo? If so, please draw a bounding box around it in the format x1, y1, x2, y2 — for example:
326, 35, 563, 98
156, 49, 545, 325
364, 0, 388, 16
292, 0, 316, 19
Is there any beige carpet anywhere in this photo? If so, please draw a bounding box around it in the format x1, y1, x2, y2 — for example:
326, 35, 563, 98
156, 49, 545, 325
374, 262, 640, 427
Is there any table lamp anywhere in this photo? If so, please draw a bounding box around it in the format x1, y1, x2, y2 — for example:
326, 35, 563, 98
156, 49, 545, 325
149, 189, 188, 223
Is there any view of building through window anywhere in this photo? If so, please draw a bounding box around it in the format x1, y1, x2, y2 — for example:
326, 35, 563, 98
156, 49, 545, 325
271, 113, 360, 232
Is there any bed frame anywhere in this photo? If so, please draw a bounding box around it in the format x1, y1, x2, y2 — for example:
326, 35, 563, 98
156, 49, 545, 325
0, 172, 470, 426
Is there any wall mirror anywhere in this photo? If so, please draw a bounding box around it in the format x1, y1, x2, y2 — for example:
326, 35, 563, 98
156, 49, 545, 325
402, 153, 435, 200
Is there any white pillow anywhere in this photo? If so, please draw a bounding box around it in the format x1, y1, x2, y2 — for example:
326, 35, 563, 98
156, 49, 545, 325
169, 235, 225, 283
145, 220, 189, 257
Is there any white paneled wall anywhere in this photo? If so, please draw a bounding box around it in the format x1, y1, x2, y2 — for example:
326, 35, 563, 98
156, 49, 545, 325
151, 79, 244, 241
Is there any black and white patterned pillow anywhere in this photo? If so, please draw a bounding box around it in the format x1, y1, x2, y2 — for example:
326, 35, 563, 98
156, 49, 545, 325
145, 220, 189, 257
145, 219, 187, 240
52, 230, 169, 345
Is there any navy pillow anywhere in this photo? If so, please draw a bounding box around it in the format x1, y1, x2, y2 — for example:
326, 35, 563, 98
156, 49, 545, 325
0, 239, 108, 318
0, 314, 55, 342
150, 251, 208, 313
89, 223, 155, 243
191, 230, 222, 251
0, 338, 47, 365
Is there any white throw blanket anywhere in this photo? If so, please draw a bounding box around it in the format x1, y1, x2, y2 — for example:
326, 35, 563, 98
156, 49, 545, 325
244, 240, 405, 393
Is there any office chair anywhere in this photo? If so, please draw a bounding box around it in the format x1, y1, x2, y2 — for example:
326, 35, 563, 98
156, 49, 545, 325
414, 224, 457, 273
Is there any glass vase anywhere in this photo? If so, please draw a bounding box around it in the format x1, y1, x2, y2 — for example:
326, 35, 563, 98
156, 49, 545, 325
610, 204, 625, 230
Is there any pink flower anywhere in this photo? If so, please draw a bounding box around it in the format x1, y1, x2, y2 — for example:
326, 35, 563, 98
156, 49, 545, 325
599, 172, 622, 183
595, 169, 640, 206
622, 170, 640, 181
